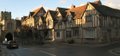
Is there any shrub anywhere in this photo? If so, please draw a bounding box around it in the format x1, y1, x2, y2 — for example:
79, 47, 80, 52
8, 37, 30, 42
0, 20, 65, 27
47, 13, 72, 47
45, 38, 52, 40
67, 39, 75, 44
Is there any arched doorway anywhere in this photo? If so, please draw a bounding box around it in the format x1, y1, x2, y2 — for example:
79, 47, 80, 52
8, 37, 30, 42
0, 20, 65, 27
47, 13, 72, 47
5, 33, 13, 41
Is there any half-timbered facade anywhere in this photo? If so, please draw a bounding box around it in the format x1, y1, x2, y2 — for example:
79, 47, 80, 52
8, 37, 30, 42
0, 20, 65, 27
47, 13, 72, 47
81, 1, 120, 43
20, 0, 120, 43
54, 7, 68, 41
21, 7, 46, 28
45, 10, 57, 41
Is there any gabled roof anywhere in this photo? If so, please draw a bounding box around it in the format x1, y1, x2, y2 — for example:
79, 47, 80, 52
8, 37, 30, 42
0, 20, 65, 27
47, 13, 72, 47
15, 19, 21, 26
56, 7, 69, 18
66, 11, 75, 16
39, 16, 46, 23
69, 4, 87, 19
46, 10, 57, 21
67, 0, 103, 19
66, 10, 75, 19
32, 7, 46, 17
29, 12, 34, 16
90, 3, 120, 18
21, 16, 28, 21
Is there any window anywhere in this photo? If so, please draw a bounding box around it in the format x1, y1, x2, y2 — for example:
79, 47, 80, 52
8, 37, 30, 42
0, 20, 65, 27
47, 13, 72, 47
85, 28, 94, 31
56, 31, 60, 37
49, 30, 52, 36
68, 15, 72, 21
86, 15, 92, 22
66, 31, 71, 38
85, 9, 97, 22
73, 29, 79, 36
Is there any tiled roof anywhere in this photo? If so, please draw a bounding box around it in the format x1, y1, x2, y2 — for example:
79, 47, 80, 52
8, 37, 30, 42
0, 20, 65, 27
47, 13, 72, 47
67, 0, 103, 19
32, 7, 46, 17
69, 4, 87, 19
29, 12, 34, 16
45, 10, 58, 27
66, 10, 75, 19
90, 3, 120, 17
21, 16, 28, 21
48, 10, 57, 21
57, 7, 69, 18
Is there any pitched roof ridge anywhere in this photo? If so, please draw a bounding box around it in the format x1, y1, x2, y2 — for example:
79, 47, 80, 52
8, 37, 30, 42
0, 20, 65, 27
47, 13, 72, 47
31, 6, 46, 17
69, 4, 87, 10
32, 6, 43, 12
88, 0, 102, 5
56, 7, 69, 18
48, 10, 56, 12
90, 3, 120, 11
68, 4, 88, 19
90, 3, 120, 17
57, 7, 69, 10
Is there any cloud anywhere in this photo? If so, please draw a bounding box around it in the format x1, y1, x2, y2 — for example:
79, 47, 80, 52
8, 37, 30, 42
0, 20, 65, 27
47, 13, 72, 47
104, 0, 120, 9
59, 0, 67, 4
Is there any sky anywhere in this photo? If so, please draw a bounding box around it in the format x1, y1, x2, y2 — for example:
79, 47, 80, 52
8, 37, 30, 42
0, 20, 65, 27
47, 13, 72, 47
0, 0, 119, 19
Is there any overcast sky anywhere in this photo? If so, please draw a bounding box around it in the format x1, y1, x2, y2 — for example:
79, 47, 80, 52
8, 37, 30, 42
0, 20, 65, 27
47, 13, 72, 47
0, 0, 119, 19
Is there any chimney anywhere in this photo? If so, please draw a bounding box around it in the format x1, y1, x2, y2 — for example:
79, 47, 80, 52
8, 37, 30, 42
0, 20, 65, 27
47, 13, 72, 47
96, 0, 100, 1
71, 5, 75, 8
94, 0, 102, 5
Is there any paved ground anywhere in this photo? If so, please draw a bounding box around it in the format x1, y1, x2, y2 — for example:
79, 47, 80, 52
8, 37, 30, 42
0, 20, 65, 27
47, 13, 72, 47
109, 48, 120, 56
1, 42, 120, 56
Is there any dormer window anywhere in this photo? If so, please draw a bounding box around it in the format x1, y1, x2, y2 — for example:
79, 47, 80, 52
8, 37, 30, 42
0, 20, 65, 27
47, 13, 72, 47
86, 15, 92, 22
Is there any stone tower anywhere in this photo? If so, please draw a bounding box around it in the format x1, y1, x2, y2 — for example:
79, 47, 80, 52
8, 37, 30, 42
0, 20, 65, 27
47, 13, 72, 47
0, 11, 11, 20
0, 11, 15, 33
